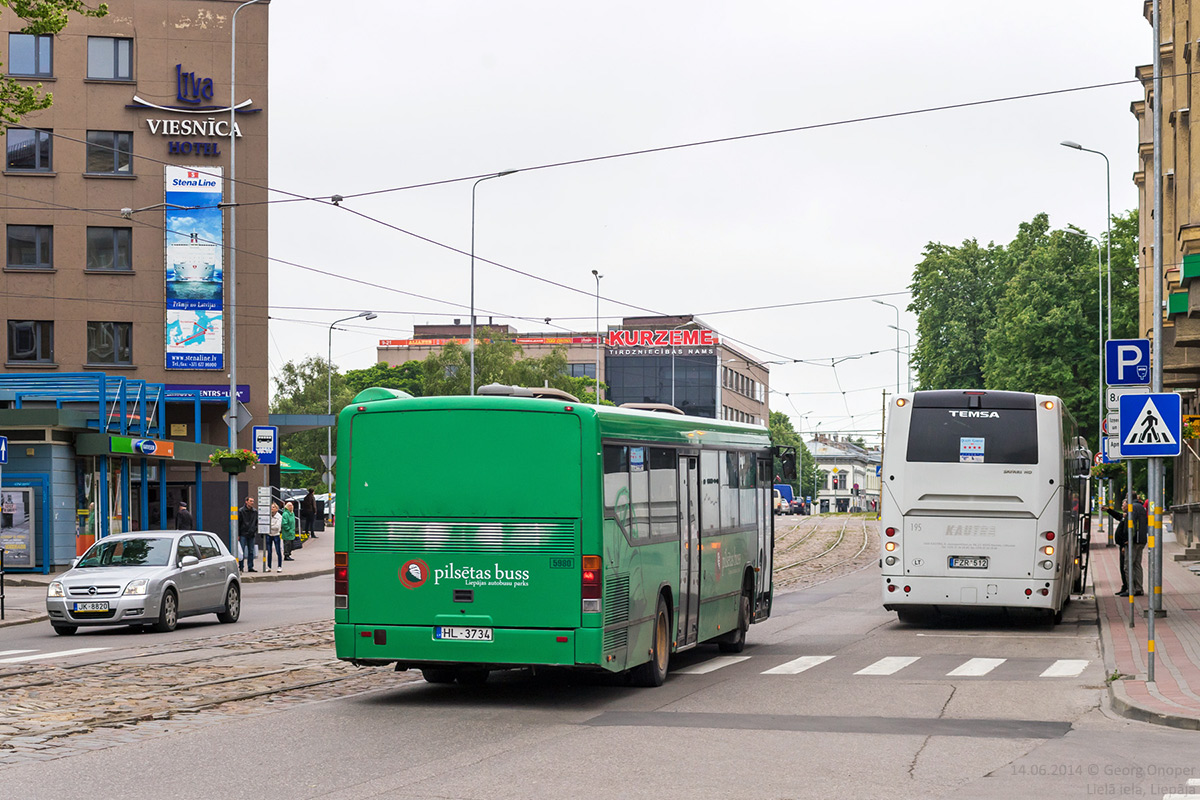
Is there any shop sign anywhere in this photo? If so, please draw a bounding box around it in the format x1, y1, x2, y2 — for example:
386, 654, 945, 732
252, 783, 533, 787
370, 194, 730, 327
128, 64, 262, 158
0, 487, 35, 568
110, 436, 176, 459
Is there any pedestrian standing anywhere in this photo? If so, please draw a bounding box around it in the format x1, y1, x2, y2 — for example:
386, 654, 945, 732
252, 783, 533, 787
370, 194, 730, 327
1130, 493, 1149, 596
281, 500, 297, 563
237, 496, 258, 573
1104, 504, 1129, 595
265, 501, 283, 572
301, 489, 317, 538
175, 501, 195, 530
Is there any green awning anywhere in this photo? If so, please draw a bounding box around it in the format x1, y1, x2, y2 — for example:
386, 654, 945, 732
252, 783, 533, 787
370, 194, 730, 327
279, 454, 315, 473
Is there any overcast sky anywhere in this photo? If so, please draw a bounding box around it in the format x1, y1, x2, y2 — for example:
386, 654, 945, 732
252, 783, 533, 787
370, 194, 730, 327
266, 1, 1147, 439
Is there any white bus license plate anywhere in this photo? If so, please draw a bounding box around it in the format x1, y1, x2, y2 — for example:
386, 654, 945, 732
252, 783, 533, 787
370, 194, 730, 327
434, 626, 493, 642
73, 601, 109, 612
949, 556, 989, 569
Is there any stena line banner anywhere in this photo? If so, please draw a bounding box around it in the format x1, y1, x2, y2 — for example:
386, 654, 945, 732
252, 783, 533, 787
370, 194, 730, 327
164, 165, 224, 370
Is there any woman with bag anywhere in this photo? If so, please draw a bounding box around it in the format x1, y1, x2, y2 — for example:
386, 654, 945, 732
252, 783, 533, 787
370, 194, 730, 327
266, 501, 284, 573
281, 500, 297, 563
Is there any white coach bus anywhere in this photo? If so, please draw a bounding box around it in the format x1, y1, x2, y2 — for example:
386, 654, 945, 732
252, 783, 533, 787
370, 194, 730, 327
880, 390, 1091, 624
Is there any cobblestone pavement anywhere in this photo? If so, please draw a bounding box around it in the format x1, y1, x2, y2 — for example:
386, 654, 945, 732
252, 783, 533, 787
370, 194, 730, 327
773, 513, 878, 590
0, 621, 417, 768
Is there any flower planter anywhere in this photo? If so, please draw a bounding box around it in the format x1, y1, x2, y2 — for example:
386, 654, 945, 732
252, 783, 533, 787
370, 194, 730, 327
219, 457, 249, 474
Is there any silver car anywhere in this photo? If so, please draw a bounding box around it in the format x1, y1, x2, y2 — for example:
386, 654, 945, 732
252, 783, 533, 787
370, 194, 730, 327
46, 530, 241, 635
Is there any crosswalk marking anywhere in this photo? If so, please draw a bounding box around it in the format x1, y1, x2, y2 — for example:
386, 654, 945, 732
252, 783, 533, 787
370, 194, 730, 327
855, 656, 921, 676
0, 649, 36, 658
0, 647, 109, 664
946, 657, 1006, 677
762, 655, 835, 675
676, 656, 751, 675
1039, 659, 1089, 678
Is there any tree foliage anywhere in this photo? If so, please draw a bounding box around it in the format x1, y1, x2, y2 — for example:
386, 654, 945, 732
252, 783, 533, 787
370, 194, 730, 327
908, 211, 1138, 454
768, 411, 818, 498
1, 1, 108, 130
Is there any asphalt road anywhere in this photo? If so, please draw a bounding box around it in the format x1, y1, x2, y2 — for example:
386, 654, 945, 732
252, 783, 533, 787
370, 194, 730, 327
2, 570, 1198, 799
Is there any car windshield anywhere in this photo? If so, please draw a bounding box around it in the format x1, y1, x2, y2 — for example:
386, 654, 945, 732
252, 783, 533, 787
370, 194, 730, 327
77, 537, 174, 568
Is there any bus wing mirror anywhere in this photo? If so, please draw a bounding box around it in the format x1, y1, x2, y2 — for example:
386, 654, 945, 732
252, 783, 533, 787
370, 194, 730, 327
773, 446, 797, 482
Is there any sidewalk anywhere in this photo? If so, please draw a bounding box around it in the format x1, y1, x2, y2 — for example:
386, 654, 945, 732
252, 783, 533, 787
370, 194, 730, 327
0, 530, 333, 629
1092, 529, 1200, 730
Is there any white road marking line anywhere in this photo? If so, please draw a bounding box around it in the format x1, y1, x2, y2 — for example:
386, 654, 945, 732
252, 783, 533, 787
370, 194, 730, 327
762, 655, 835, 675
1188, 778, 1200, 787
676, 656, 750, 675
855, 656, 921, 676
947, 657, 1006, 676
1039, 659, 1089, 678
0, 650, 37, 658
0, 647, 108, 664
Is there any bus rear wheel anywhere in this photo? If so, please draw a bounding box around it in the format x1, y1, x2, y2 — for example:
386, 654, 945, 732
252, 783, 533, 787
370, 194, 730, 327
421, 668, 458, 684
630, 596, 670, 687
718, 584, 751, 653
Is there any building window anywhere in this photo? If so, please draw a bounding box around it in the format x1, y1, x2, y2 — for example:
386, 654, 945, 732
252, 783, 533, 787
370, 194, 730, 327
5, 128, 52, 172
8, 320, 53, 363
85, 131, 132, 174
568, 363, 596, 379
86, 227, 132, 271
87, 36, 132, 80
87, 321, 132, 365
6, 225, 52, 269
8, 34, 52, 76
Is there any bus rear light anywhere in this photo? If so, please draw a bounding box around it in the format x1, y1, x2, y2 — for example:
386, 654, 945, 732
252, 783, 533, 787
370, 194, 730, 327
1043, 531, 1055, 541
582, 555, 602, 613
1040, 560, 1054, 570
556, 636, 568, 643
1039, 588, 1049, 596
887, 584, 897, 592
885, 541, 897, 552
896, 398, 907, 407
1042, 545, 1054, 556
1025, 588, 1033, 596
903, 585, 911, 593
885, 556, 897, 566
1041, 400, 1055, 410
885, 527, 896, 537
335, 551, 348, 598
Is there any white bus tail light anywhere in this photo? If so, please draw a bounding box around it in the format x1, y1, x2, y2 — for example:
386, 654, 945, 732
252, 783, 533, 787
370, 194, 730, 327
581, 555, 602, 614
885, 556, 897, 566
895, 398, 907, 407
1041, 400, 1055, 410
1040, 560, 1054, 570
1042, 545, 1054, 556
1043, 531, 1055, 541
885, 541, 897, 552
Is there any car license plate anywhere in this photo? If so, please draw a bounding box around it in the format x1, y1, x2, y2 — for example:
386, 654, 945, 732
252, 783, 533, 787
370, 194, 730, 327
949, 556, 989, 569
433, 626, 493, 642
73, 601, 109, 612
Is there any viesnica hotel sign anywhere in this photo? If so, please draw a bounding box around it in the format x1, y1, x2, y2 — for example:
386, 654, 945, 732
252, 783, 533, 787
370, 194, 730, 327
128, 64, 261, 157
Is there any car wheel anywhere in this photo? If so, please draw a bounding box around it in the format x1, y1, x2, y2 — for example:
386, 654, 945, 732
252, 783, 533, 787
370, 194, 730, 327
52, 624, 77, 636
152, 589, 179, 633
217, 583, 241, 623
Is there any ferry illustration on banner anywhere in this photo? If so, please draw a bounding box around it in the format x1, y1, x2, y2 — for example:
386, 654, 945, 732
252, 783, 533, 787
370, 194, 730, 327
168, 242, 219, 282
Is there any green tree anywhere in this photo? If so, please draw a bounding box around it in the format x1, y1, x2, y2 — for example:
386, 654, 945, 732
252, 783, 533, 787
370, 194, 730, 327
269, 355, 345, 490
768, 411, 817, 498
344, 361, 424, 398
909, 238, 1006, 389
1, 1, 108, 130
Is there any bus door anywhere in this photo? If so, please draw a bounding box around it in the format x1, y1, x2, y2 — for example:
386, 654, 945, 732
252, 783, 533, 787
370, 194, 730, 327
757, 458, 773, 617
677, 455, 700, 647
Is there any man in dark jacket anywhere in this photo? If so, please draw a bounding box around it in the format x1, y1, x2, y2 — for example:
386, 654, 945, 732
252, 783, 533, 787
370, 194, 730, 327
1130, 493, 1149, 596
1103, 504, 1129, 595
237, 496, 258, 572
175, 502, 195, 530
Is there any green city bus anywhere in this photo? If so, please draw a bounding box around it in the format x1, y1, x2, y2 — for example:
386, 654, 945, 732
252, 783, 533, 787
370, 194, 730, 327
333, 385, 786, 686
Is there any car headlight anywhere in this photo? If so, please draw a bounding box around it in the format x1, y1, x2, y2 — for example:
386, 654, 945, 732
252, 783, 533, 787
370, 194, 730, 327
123, 579, 149, 596
48, 581, 65, 598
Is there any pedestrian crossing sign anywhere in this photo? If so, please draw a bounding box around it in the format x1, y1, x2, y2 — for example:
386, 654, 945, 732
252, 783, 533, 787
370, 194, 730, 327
1117, 392, 1181, 458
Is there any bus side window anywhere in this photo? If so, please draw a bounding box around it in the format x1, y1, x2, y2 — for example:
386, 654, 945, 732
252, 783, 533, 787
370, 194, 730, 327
739, 452, 756, 526
648, 447, 679, 540
700, 450, 720, 534
721, 451, 739, 528
629, 447, 649, 540
603, 445, 630, 537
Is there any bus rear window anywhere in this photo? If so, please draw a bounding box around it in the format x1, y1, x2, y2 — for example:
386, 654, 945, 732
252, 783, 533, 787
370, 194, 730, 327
906, 407, 1038, 464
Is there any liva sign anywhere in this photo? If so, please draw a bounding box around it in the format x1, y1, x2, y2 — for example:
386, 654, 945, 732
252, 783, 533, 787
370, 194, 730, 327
605, 329, 719, 348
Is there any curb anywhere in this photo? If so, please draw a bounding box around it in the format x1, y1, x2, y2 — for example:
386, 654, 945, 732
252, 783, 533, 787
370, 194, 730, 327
0, 613, 49, 629
1108, 680, 1200, 731
238, 567, 332, 584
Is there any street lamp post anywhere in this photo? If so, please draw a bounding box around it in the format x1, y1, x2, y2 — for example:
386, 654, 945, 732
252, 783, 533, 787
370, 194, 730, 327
887, 325, 913, 391
226, 0, 265, 551
591, 270, 602, 402
327, 312, 377, 497
1060, 141, 1113, 338
470, 170, 518, 395
1065, 227, 1106, 536
872, 299, 901, 394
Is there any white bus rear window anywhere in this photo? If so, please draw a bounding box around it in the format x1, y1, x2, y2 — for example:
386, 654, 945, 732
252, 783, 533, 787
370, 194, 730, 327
906, 408, 1039, 464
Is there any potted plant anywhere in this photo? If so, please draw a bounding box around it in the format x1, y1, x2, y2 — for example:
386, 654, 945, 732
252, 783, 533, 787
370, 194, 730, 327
209, 448, 259, 474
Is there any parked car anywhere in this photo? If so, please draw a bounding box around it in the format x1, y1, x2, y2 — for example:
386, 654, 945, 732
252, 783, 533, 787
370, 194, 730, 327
46, 530, 241, 635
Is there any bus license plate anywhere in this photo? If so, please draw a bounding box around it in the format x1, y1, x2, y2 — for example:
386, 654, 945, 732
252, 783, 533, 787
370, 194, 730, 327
73, 601, 109, 612
949, 556, 989, 569
434, 626, 493, 642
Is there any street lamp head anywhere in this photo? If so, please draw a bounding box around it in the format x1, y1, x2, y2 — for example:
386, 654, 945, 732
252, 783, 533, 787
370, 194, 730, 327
497, 169, 519, 177
591, 269, 598, 276
1060, 140, 1082, 150
362, 312, 377, 321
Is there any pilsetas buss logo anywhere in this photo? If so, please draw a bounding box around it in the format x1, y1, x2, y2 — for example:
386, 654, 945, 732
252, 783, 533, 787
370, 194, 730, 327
399, 559, 429, 589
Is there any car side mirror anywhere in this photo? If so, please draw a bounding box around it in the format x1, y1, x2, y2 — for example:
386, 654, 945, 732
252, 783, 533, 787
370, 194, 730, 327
180, 555, 200, 568
71, 556, 81, 568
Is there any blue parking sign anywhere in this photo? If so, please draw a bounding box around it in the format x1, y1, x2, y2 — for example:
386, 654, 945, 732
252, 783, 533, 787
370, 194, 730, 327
1106, 339, 1151, 386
